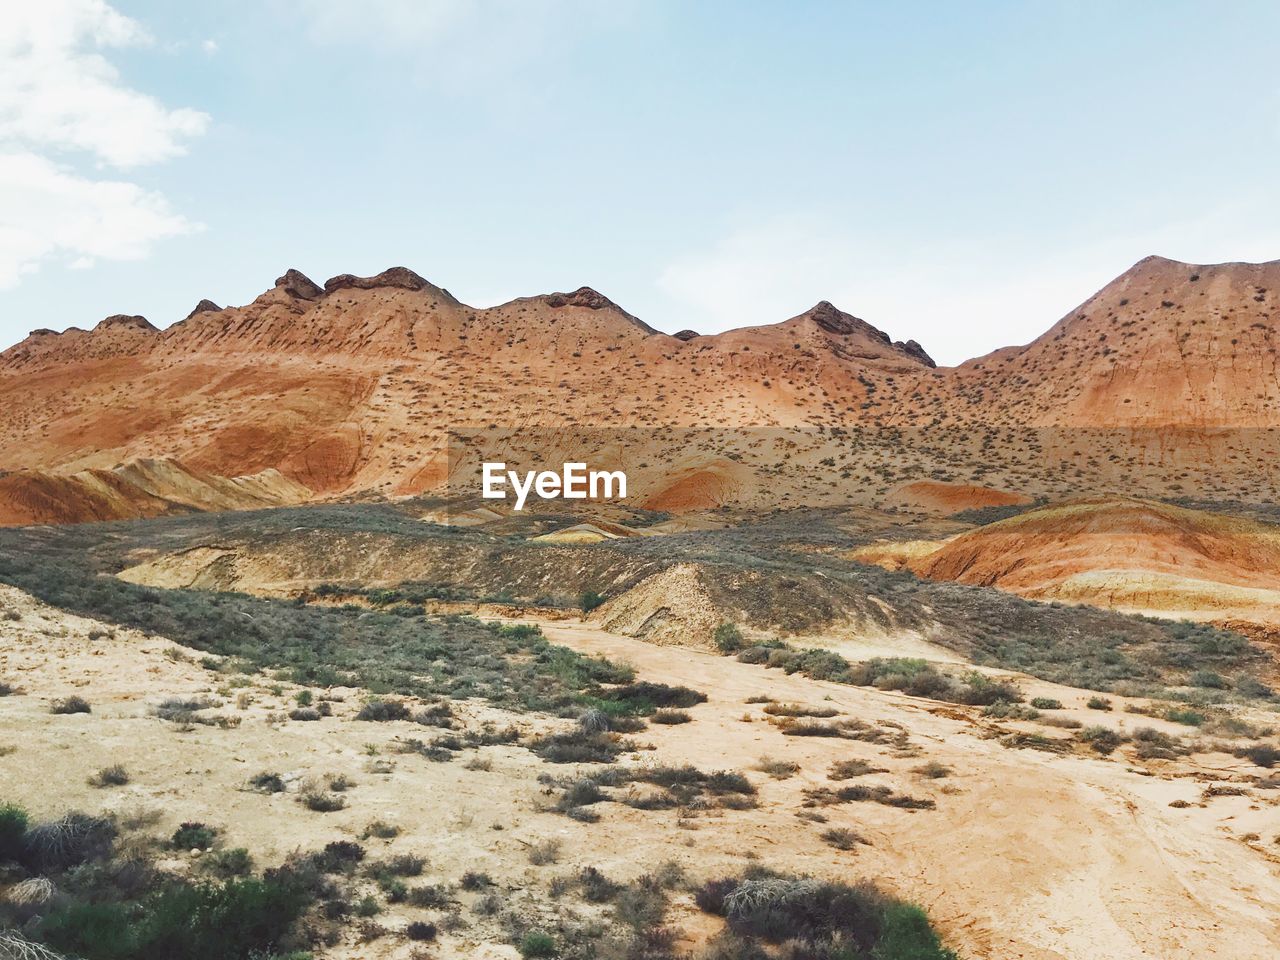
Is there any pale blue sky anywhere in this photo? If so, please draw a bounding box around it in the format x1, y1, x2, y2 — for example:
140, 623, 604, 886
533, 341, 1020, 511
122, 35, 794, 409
2, 0, 1278, 363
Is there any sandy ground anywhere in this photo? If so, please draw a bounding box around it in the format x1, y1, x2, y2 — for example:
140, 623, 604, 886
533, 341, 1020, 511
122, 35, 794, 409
2, 586, 1280, 959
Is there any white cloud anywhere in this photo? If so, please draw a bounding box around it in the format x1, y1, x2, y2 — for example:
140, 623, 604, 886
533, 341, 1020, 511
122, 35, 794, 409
0, 1, 206, 291
0, 152, 197, 289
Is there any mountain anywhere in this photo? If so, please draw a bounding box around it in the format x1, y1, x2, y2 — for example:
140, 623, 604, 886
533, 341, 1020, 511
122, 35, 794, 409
888, 255, 1280, 427
1, 255, 1277, 522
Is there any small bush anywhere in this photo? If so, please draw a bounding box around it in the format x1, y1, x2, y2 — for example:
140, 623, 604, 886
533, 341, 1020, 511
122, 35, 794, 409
406, 885, 449, 908
590, 681, 707, 714
532, 729, 625, 764
1086, 696, 1112, 711
1189, 670, 1228, 689
299, 784, 346, 812
362, 819, 400, 840
310, 840, 366, 873
406, 920, 438, 941
201, 847, 254, 878
913, 761, 951, 779
460, 870, 492, 890
580, 590, 606, 613
1165, 707, 1207, 726
1079, 726, 1127, 755
88, 764, 130, 788
24, 813, 115, 871
171, 822, 217, 851
820, 827, 866, 850
829, 759, 883, 780
356, 699, 411, 722
382, 852, 426, 876
51, 695, 91, 715
527, 839, 562, 866
762, 702, 838, 718
650, 709, 691, 725
1240, 744, 1280, 768
557, 778, 605, 812
713, 623, 745, 653
754, 756, 800, 779
1030, 697, 1063, 710
248, 771, 286, 794
0, 802, 29, 861
520, 931, 557, 958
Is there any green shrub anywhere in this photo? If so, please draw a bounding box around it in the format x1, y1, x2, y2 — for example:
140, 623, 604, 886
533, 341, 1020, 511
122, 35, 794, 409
0, 801, 29, 861
38, 901, 135, 960
137, 877, 308, 960
172, 822, 218, 851
1086, 696, 1112, 711
519, 931, 557, 958
579, 590, 606, 613
201, 847, 254, 878
713, 623, 745, 653
586, 681, 706, 715
1165, 707, 1207, 726
1030, 697, 1063, 710
876, 901, 959, 959
694, 873, 955, 959
38, 876, 309, 960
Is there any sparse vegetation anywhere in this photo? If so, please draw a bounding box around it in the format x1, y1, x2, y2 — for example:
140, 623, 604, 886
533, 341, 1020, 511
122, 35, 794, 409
50, 696, 91, 715
695, 871, 956, 959
87, 765, 130, 788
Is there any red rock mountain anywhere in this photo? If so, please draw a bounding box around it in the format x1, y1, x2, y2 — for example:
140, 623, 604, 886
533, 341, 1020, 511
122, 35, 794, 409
885, 256, 1280, 427
0, 255, 1276, 519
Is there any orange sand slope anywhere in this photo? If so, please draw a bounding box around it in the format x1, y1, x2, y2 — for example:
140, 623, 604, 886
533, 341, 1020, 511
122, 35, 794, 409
854, 497, 1280, 627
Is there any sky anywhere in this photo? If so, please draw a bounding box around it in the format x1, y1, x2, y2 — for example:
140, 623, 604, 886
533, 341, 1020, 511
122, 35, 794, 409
1, 1, 1278, 364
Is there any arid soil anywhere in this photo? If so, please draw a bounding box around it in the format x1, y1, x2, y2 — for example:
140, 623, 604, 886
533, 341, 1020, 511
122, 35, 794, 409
3, 583, 1279, 959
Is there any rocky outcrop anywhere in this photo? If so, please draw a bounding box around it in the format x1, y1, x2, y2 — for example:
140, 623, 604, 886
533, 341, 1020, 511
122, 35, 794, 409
323, 266, 437, 294
895, 339, 935, 367
184, 299, 222, 321
274, 269, 324, 300
95, 314, 156, 332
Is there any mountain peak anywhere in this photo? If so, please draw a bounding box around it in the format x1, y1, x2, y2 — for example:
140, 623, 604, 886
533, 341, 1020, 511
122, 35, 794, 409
532, 287, 657, 333
274, 269, 323, 300
184, 299, 221, 321
95, 314, 157, 333
802, 301, 885, 339
323, 266, 445, 295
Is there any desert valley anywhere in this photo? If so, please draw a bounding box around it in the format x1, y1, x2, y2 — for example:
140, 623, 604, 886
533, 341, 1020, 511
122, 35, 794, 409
3, 255, 1280, 960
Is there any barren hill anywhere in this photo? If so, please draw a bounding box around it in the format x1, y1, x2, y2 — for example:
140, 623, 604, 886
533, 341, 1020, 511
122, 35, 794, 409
886, 256, 1280, 428
853, 497, 1280, 633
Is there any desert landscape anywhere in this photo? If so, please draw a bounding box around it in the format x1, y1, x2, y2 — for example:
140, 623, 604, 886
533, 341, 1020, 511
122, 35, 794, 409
3, 253, 1280, 959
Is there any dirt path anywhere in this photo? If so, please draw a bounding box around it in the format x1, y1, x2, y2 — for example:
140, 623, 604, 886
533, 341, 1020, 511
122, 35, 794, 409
526, 618, 1280, 960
